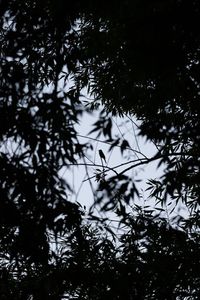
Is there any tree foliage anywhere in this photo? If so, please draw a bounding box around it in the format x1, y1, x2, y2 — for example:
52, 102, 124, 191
1, 0, 200, 299
76, 0, 200, 214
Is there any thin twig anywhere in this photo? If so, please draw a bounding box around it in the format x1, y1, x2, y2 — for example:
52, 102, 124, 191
77, 134, 148, 159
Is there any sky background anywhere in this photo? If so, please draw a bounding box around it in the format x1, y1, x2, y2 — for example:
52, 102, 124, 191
64, 108, 162, 206
59, 103, 189, 227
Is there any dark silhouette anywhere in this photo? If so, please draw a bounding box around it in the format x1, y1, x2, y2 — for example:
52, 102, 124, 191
1, 1, 200, 299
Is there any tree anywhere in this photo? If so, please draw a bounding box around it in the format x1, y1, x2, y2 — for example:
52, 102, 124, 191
1, 0, 200, 299
0, 0, 86, 298
76, 0, 200, 212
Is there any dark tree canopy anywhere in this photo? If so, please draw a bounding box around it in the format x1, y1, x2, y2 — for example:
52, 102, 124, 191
76, 0, 200, 211
1, 0, 200, 299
